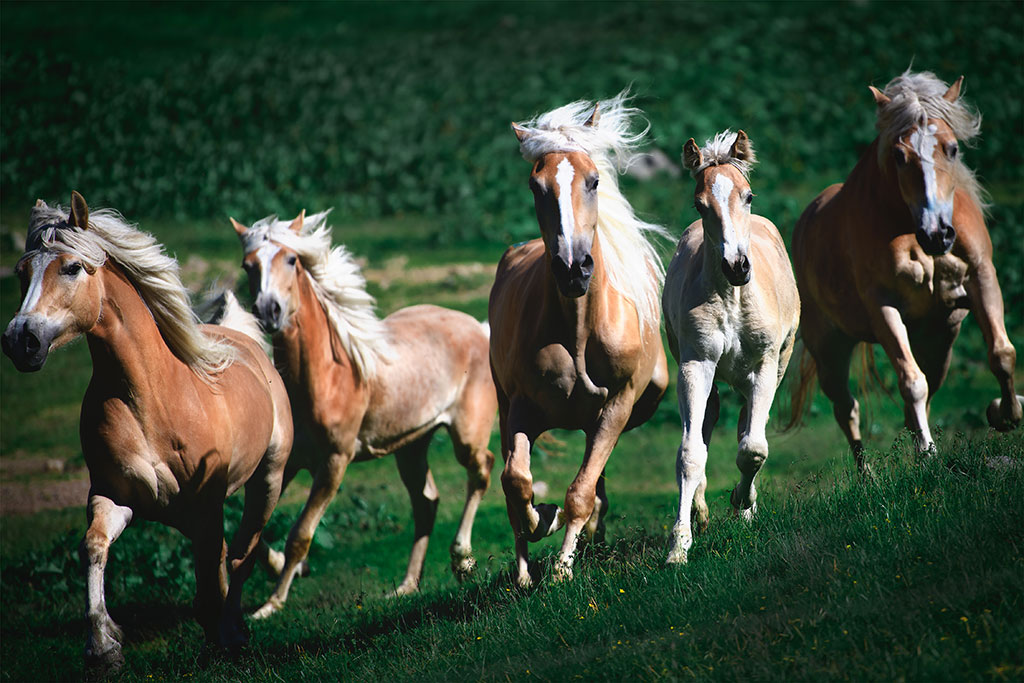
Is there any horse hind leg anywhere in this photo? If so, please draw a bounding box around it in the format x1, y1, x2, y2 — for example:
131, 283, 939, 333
390, 438, 440, 596
806, 326, 867, 472
81, 494, 133, 669
448, 428, 494, 582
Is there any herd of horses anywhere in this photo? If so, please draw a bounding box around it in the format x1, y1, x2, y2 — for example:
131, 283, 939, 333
2, 70, 1019, 667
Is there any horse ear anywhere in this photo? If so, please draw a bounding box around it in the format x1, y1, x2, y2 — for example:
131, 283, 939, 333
682, 138, 702, 172
511, 122, 532, 143
730, 130, 753, 162
229, 217, 248, 237
943, 75, 964, 102
288, 209, 305, 234
868, 86, 891, 107
69, 191, 89, 229
584, 103, 601, 128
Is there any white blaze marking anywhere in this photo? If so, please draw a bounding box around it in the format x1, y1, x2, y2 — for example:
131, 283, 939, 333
909, 124, 953, 229
20, 253, 57, 313
256, 242, 281, 295
711, 174, 739, 261
555, 158, 576, 264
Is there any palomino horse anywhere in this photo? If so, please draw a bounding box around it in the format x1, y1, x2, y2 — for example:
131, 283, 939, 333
491, 92, 669, 586
230, 210, 496, 617
663, 131, 799, 563
1, 193, 293, 666
790, 70, 1020, 467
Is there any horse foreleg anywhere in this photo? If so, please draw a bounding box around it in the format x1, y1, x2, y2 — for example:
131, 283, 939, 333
222, 454, 286, 648
731, 361, 780, 520
581, 470, 609, 544
870, 304, 934, 453
257, 462, 303, 578
390, 439, 439, 596
253, 451, 352, 619
81, 494, 133, 669
667, 360, 715, 564
554, 398, 632, 582
191, 501, 228, 644
965, 261, 1021, 431
804, 316, 866, 470
500, 401, 559, 588
692, 385, 720, 534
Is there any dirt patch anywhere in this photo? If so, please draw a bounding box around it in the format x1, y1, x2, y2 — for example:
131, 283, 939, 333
363, 257, 496, 290
2, 478, 89, 515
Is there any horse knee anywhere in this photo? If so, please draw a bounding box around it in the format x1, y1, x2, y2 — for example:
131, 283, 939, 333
500, 467, 532, 505
899, 370, 928, 406
990, 340, 1016, 380
737, 438, 768, 474
676, 443, 707, 483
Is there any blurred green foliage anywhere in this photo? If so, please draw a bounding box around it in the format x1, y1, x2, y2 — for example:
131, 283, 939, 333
2, 2, 1021, 255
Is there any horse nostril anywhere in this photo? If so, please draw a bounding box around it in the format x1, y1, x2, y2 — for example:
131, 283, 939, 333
270, 301, 282, 320
739, 256, 750, 275
24, 331, 40, 354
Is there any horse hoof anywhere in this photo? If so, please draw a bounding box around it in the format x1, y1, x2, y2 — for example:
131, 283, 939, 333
987, 397, 1023, 432
729, 488, 757, 520
451, 555, 476, 581
85, 645, 124, 672
552, 561, 573, 583
665, 549, 688, 565
387, 581, 419, 597
251, 600, 281, 620
522, 503, 564, 543
515, 571, 533, 589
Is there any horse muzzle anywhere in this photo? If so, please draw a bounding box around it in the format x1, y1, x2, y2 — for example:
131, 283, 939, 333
915, 224, 956, 256
721, 255, 751, 287
2, 317, 54, 372
253, 295, 286, 333
551, 253, 594, 298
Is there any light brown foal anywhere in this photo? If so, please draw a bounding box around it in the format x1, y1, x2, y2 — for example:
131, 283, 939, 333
231, 210, 496, 617
2, 193, 293, 667
491, 93, 669, 586
791, 70, 1020, 466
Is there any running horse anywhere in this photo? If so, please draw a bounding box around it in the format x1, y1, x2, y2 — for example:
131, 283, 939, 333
663, 131, 799, 563
230, 210, 496, 617
491, 92, 669, 586
790, 70, 1020, 467
1, 193, 293, 667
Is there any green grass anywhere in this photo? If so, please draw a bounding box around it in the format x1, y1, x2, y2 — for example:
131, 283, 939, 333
2, 1, 1023, 680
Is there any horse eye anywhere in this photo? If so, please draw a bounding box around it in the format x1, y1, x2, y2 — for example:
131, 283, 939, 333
947, 143, 959, 159
61, 262, 83, 277
745, 193, 755, 206
286, 255, 297, 267
588, 176, 599, 192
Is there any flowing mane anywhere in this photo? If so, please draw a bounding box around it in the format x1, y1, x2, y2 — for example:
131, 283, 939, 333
874, 69, 987, 209
514, 90, 669, 333
692, 129, 757, 178
25, 201, 235, 379
240, 210, 392, 380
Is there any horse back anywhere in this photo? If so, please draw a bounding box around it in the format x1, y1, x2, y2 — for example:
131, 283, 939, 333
356, 304, 494, 452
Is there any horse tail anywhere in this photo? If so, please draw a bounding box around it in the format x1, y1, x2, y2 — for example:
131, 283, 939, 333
201, 289, 271, 355
855, 342, 895, 426
781, 339, 818, 432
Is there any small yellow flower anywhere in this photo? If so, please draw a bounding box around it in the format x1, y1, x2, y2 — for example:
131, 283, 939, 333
619, 589, 625, 593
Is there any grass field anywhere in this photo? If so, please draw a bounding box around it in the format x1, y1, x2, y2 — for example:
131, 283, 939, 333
1, 1, 1022, 681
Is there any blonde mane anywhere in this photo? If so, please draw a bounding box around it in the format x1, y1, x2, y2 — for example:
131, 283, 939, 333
874, 69, 988, 209
240, 210, 392, 380
26, 201, 235, 380
514, 90, 670, 333
693, 130, 757, 179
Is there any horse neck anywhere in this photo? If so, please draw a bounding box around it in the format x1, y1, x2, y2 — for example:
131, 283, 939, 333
846, 139, 912, 222
273, 268, 350, 390
86, 263, 187, 398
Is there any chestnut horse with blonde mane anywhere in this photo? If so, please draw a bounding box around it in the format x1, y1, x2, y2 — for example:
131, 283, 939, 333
491, 92, 669, 586
230, 210, 496, 617
790, 70, 1020, 467
664, 130, 799, 563
1, 193, 293, 667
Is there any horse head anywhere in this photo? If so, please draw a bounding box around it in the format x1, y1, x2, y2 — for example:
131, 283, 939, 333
683, 130, 757, 286
871, 76, 967, 256
3, 192, 103, 372
231, 211, 305, 332
512, 105, 603, 298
